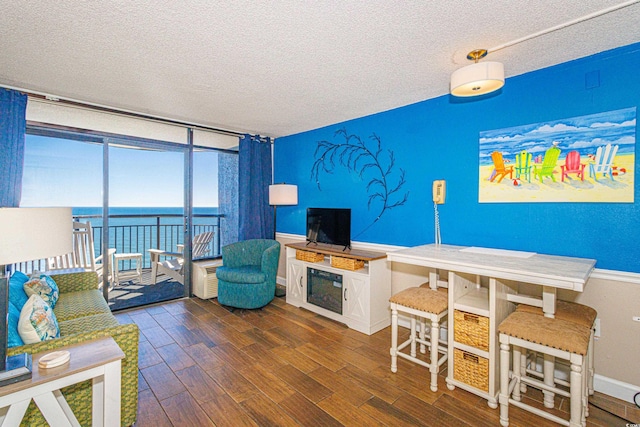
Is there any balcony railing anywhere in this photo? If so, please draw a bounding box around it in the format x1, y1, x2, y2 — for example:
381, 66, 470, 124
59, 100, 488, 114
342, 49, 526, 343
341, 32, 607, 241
88, 213, 224, 270
11, 213, 224, 274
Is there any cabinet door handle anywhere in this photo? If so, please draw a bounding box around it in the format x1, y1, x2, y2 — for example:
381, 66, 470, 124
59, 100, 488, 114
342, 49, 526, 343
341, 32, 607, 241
344, 287, 347, 301
298, 276, 303, 288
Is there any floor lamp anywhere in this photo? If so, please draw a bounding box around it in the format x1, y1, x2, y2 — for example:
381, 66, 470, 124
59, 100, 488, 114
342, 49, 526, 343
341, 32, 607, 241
0, 207, 72, 386
268, 184, 298, 297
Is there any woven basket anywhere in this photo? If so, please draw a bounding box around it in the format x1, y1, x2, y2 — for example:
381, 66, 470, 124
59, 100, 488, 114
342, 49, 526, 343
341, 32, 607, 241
453, 349, 489, 392
331, 256, 365, 271
296, 250, 324, 263
454, 310, 489, 351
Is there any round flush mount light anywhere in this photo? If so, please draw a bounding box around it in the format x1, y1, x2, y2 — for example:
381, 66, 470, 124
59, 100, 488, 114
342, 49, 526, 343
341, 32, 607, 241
450, 49, 504, 97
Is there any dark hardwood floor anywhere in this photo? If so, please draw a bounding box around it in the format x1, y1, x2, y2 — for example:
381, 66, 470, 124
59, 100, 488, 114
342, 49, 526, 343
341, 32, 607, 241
113, 297, 639, 426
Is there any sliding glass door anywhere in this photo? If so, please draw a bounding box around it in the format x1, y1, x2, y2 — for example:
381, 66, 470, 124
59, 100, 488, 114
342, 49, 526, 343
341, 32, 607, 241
22, 118, 237, 311
107, 140, 189, 311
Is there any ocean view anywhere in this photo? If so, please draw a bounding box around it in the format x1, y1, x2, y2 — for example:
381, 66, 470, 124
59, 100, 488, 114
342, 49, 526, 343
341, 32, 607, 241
74, 206, 220, 224
72, 206, 223, 269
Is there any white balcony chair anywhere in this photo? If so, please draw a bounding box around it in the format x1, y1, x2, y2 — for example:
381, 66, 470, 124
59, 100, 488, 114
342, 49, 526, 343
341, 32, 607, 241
46, 220, 116, 288
149, 231, 214, 285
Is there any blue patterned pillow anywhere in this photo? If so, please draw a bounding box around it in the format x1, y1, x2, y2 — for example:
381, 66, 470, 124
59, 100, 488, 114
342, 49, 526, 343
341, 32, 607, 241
7, 301, 24, 347
24, 273, 59, 309
8, 271, 30, 310
18, 294, 60, 344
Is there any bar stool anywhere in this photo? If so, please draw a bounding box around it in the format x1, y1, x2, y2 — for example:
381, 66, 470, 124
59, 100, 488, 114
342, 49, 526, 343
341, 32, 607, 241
498, 311, 591, 427
515, 300, 597, 401
389, 286, 448, 392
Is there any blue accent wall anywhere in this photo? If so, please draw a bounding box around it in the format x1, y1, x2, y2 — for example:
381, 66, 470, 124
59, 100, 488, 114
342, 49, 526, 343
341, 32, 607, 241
274, 42, 640, 273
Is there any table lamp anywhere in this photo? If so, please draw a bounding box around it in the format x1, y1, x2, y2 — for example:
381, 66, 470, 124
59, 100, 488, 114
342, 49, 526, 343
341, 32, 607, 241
0, 207, 72, 386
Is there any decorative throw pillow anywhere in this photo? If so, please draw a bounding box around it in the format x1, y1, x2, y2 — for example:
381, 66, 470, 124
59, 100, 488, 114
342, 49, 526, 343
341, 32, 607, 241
8, 301, 25, 347
24, 272, 59, 309
8, 271, 30, 310
18, 294, 60, 344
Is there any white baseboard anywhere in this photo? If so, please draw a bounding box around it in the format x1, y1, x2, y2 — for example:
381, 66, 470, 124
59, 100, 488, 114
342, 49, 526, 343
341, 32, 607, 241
594, 374, 640, 404
529, 357, 640, 404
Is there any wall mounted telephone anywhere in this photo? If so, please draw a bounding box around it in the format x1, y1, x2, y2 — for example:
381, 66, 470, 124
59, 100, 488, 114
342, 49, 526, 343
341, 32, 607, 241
433, 180, 446, 204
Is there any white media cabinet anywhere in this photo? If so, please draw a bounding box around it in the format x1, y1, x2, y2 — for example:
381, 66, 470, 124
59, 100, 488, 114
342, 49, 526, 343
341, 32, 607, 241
285, 242, 391, 335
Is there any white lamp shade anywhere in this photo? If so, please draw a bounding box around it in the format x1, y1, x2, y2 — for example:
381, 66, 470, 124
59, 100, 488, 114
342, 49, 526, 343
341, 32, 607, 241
0, 207, 73, 264
269, 184, 298, 206
450, 61, 504, 97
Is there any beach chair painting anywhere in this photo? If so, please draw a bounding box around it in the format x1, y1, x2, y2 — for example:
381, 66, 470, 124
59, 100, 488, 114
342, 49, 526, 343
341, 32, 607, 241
514, 150, 532, 182
560, 150, 586, 182
533, 146, 561, 183
489, 151, 513, 183
479, 107, 634, 203
589, 143, 619, 181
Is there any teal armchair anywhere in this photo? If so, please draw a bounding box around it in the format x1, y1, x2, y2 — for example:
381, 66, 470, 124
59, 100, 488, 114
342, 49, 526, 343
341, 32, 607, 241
216, 239, 281, 309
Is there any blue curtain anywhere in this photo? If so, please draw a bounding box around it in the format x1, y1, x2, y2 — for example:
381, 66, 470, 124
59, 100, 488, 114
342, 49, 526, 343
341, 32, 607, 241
0, 89, 27, 207
238, 134, 273, 240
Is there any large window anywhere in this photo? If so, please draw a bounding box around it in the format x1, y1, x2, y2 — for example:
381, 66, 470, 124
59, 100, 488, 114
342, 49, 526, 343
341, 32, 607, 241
21, 119, 238, 311
21, 135, 102, 207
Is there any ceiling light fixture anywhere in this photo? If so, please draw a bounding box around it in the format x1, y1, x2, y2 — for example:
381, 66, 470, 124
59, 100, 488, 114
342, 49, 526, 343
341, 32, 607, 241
450, 49, 504, 97
449, 0, 640, 98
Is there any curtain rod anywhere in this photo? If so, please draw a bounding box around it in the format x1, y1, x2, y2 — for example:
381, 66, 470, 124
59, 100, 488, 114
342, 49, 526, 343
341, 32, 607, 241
1, 84, 245, 138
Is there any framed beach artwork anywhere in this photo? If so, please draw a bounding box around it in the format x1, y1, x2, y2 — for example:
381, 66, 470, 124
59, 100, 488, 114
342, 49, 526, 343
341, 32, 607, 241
478, 107, 636, 203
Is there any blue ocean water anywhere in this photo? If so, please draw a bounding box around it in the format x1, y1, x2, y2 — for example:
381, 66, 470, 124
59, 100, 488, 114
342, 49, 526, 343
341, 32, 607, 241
74, 206, 219, 225
73, 207, 222, 268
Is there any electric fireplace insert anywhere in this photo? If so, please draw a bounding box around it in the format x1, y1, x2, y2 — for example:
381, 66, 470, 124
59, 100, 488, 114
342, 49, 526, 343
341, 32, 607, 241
307, 268, 343, 314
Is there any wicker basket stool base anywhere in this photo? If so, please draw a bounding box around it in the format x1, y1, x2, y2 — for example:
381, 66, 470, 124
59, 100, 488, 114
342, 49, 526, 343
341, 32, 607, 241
389, 286, 448, 392
498, 311, 591, 427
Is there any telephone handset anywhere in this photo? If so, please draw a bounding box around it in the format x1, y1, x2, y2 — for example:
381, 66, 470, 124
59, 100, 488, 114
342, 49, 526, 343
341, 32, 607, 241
433, 180, 446, 204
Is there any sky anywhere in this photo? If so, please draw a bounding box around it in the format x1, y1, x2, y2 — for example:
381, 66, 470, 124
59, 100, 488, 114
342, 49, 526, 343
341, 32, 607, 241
21, 135, 219, 207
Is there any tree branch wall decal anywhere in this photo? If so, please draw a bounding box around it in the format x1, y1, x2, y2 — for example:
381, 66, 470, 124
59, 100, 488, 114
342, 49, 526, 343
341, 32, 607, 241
310, 128, 409, 236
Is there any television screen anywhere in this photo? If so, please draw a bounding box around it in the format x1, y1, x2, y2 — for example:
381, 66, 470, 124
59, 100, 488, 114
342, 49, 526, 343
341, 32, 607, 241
306, 208, 351, 249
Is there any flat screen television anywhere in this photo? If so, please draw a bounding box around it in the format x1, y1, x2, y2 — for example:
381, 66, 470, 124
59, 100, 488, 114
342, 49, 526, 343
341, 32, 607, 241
306, 208, 351, 250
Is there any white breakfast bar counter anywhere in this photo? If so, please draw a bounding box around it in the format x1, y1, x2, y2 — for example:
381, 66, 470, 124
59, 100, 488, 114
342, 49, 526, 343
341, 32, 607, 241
386, 244, 596, 407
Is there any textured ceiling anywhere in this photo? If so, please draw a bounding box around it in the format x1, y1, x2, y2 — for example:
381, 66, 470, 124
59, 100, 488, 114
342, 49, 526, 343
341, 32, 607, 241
1, 1, 640, 137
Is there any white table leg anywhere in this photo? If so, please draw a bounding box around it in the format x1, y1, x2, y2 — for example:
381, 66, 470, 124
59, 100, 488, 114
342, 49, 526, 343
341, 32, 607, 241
93, 360, 121, 427
33, 392, 74, 427
53, 389, 81, 427
0, 399, 31, 426
542, 286, 556, 318
428, 271, 438, 290
92, 373, 104, 427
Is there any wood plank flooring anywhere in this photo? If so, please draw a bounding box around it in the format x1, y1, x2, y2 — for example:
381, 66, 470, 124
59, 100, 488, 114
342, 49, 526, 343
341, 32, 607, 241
114, 297, 638, 426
